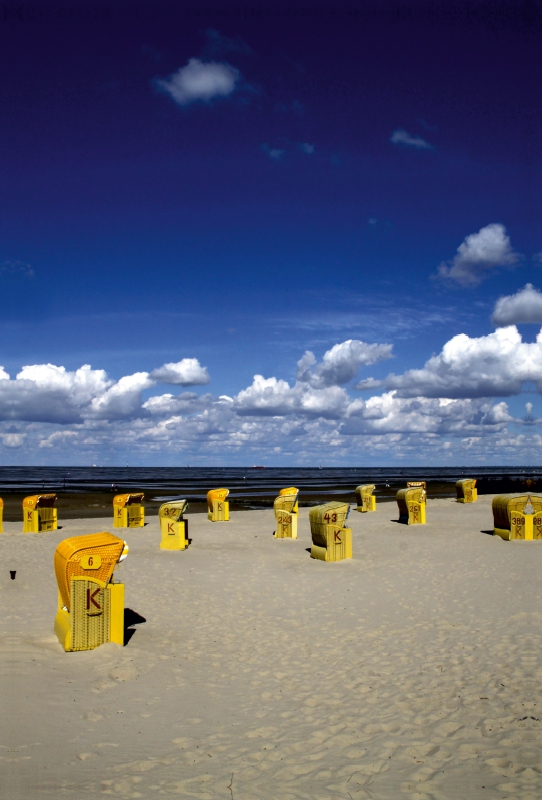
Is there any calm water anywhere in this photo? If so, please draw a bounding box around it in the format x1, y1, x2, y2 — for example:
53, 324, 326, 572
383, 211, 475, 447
0, 466, 539, 503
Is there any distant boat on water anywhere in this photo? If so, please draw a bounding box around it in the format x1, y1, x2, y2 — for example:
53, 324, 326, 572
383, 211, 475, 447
251, 465, 266, 469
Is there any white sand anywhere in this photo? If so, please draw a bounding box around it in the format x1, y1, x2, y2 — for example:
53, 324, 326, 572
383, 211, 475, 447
1, 495, 541, 799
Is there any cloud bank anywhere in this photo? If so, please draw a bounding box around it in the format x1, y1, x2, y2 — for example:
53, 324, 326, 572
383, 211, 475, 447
0, 328, 539, 463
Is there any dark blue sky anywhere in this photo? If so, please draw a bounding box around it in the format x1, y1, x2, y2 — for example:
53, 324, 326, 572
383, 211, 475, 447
1, 1, 541, 464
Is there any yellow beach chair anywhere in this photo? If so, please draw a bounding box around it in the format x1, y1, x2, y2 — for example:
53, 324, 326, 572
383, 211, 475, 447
23, 494, 58, 533
113, 493, 144, 528
159, 499, 189, 550
273, 487, 299, 538
207, 488, 229, 521
309, 501, 352, 561
54, 532, 128, 652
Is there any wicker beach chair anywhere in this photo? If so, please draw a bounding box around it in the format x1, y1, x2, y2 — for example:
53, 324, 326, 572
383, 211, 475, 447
456, 479, 477, 503
207, 488, 230, 521
54, 532, 128, 651
159, 499, 189, 550
492, 493, 542, 540
396, 486, 426, 525
309, 501, 352, 561
273, 487, 299, 538
113, 493, 145, 528
355, 484, 376, 512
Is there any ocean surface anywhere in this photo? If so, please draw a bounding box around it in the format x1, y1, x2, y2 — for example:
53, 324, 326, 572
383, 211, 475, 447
0, 466, 540, 505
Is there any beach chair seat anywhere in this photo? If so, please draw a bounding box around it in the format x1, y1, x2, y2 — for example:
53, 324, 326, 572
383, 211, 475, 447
207, 488, 230, 521
355, 484, 376, 512
274, 487, 299, 538
309, 501, 352, 561
113, 493, 145, 528
456, 478, 477, 503
54, 532, 128, 652
396, 487, 426, 525
22, 494, 58, 533
159, 499, 189, 550
492, 494, 542, 540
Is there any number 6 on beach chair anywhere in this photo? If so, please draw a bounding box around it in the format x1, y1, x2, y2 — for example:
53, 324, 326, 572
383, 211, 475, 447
309, 501, 352, 561
273, 487, 299, 538
54, 533, 129, 652
207, 488, 229, 521
396, 486, 426, 525
159, 500, 189, 550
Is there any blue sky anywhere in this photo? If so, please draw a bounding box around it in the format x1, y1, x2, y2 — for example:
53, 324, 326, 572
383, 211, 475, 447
1, 0, 541, 465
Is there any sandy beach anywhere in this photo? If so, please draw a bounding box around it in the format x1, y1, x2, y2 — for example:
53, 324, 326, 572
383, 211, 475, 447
2, 495, 541, 799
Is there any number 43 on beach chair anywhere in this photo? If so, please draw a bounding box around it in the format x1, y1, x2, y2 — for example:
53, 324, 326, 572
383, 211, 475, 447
309, 501, 352, 561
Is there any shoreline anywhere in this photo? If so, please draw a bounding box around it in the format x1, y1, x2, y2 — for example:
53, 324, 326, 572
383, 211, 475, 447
0, 485, 461, 521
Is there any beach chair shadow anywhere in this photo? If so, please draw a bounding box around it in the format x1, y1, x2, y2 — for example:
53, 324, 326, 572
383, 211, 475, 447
480, 529, 494, 536
124, 608, 146, 645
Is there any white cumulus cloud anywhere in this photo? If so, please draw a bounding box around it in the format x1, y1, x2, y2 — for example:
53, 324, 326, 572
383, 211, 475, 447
492, 284, 542, 327
436, 223, 519, 286
384, 326, 542, 398
143, 392, 211, 416
342, 393, 512, 435
390, 128, 433, 149
150, 358, 210, 386
296, 339, 393, 388
156, 58, 240, 106
234, 376, 297, 416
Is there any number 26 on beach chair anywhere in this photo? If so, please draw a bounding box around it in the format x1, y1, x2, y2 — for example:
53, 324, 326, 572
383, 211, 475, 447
159, 500, 189, 550
309, 502, 352, 561
396, 486, 426, 525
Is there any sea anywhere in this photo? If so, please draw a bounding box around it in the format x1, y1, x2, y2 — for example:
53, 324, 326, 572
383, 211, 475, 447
0, 466, 539, 506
